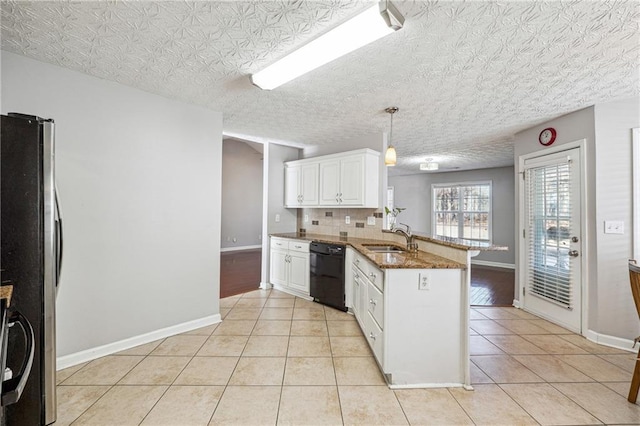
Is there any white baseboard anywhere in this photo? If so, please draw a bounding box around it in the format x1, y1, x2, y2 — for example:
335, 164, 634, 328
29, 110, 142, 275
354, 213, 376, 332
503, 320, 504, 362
388, 382, 465, 390
585, 329, 636, 353
470, 260, 515, 269
512, 299, 521, 308
57, 314, 222, 370
260, 281, 272, 290
220, 245, 261, 252
272, 284, 312, 300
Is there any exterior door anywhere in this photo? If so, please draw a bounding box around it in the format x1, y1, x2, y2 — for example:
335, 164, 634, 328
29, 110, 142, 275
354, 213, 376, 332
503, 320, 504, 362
522, 147, 582, 332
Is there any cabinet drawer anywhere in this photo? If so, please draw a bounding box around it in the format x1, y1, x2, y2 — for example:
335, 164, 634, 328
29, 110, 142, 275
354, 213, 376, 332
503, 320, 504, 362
364, 310, 384, 363
367, 281, 384, 329
288, 240, 309, 253
353, 252, 383, 291
270, 237, 288, 250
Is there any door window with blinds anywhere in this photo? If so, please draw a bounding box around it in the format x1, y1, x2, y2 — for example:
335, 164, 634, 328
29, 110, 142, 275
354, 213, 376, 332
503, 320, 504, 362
432, 182, 491, 241
526, 161, 573, 308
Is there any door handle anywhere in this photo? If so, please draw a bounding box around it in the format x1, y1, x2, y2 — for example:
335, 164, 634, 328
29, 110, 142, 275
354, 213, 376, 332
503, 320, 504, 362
2, 310, 35, 406
568, 250, 579, 258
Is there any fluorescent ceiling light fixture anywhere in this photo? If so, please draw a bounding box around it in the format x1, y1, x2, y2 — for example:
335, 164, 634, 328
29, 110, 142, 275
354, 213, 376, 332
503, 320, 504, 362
251, 1, 404, 90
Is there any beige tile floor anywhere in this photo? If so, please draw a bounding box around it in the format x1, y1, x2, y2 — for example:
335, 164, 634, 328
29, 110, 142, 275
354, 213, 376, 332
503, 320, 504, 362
57, 289, 640, 425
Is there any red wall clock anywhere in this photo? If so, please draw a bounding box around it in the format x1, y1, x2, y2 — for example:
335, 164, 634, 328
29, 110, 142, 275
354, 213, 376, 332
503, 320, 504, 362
539, 127, 557, 146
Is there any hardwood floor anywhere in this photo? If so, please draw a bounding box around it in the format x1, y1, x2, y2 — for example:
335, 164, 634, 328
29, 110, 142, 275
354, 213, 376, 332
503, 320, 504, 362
220, 249, 514, 306
220, 248, 262, 298
470, 265, 515, 306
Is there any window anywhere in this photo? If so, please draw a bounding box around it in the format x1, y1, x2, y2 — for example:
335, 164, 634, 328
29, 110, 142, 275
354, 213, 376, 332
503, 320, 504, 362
432, 182, 492, 241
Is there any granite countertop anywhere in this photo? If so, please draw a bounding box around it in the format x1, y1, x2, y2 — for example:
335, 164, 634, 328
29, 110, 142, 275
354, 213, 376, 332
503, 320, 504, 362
0, 285, 13, 306
271, 233, 466, 270
403, 232, 509, 251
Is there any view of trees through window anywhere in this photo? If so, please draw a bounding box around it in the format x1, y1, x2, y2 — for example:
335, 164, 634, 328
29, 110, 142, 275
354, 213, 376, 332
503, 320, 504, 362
433, 183, 491, 241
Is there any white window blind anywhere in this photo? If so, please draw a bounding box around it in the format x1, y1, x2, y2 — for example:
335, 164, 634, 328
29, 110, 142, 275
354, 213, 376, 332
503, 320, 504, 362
526, 162, 573, 309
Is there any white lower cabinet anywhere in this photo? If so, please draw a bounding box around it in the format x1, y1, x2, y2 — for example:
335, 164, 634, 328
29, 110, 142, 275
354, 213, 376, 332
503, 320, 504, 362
269, 237, 310, 296
346, 247, 466, 387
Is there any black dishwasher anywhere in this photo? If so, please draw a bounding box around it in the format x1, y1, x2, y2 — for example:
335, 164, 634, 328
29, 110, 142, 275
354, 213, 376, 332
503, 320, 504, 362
309, 242, 346, 311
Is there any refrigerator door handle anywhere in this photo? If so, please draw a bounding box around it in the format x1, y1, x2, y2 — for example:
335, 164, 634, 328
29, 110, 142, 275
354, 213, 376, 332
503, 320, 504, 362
1, 310, 35, 407
55, 188, 63, 290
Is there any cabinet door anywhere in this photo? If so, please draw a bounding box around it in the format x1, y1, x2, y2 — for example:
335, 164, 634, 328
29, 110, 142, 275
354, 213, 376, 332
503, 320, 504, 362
319, 160, 340, 205
300, 163, 319, 206
352, 267, 364, 326
285, 166, 301, 207
339, 155, 364, 205
270, 249, 289, 286
288, 252, 309, 294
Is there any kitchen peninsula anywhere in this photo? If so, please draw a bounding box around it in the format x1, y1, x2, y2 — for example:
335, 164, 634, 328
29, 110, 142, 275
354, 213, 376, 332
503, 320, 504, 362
270, 231, 507, 389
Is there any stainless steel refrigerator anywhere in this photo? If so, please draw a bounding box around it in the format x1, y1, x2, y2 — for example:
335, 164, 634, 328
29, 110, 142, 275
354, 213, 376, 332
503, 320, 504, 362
1, 113, 62, 425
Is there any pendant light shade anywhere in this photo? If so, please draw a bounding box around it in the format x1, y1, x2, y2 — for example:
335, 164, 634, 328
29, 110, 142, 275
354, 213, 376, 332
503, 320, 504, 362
385, 145, 397, 166
385, 106, 398, 167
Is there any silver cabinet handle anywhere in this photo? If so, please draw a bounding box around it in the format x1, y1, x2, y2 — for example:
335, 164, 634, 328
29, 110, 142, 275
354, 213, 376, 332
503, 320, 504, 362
369, 299, 377, 306
355, 259, 360, 265
294, 245, 301, 249
369, 272, 376, 280
369, 332, 376, 341
569, 250, 579, 257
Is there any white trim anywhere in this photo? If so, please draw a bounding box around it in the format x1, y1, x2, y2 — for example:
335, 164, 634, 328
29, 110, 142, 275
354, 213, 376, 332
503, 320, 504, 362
470, 260, 515, 270
388, 382, 467, 390
512, 299, 521, 308
633, 128, 640, 261
585, 329, 636, 353
56, 314, 221, 370
517, 139, 589, 335
260, 281, 272, 290
220, 245, 262, 252
271, 284, 312, 300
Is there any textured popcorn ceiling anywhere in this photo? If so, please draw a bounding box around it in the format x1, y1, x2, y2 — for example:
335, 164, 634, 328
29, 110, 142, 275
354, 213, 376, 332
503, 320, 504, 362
2, 1, 639, 175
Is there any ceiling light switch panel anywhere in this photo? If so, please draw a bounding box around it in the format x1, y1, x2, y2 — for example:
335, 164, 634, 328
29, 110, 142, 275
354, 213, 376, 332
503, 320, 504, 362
604, 220, 624, 234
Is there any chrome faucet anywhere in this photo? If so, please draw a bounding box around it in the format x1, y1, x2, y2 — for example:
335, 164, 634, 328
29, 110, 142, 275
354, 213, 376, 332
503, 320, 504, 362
392, 223, 418, 252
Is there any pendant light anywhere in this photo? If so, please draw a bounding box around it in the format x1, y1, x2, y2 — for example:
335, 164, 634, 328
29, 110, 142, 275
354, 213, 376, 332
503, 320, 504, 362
385, 106, 398, 166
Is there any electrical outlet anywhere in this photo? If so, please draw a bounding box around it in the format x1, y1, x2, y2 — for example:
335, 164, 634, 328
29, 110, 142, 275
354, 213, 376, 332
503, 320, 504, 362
275, 214, 280, 223
345, 215, 351, 224
418, 273, 430, 290
367, 216, 375, 226
304, 214, 309, 223
604, 220, 624, 234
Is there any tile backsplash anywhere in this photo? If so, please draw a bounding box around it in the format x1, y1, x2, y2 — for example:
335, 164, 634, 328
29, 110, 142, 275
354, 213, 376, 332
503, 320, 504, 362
297, 208, 387, 239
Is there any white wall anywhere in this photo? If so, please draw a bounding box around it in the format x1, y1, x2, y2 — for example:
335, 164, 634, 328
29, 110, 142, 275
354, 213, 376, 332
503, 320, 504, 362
514, 98, 640, 341
221, 139, 263, 249
260, 143, 300, 287
389, 167, 516, 265
594, 97, 640, 338
1, 51, 223, 357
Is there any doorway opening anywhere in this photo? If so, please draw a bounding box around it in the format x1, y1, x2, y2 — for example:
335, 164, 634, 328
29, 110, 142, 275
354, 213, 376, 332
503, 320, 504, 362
220, 139, 264, 298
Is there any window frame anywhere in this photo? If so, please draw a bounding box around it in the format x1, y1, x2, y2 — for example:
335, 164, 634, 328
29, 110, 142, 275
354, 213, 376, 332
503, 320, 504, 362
633, 128, 640, 261
431, 180, 493, 242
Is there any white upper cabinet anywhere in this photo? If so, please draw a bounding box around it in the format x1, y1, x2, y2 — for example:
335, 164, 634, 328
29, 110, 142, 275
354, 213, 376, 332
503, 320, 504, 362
285, 162, 319, 208
285, 149, 379, 208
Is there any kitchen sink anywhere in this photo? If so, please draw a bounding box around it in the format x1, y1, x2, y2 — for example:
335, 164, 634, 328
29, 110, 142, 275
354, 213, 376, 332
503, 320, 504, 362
362, 245, 405, 253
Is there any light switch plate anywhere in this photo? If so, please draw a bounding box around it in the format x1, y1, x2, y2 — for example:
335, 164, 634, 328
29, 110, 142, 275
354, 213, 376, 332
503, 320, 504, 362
345, 216, 350, 224
275, 213, 280, 223
604, 220, 624, 234
304, 214, 309, 223
367, 216, 375, 226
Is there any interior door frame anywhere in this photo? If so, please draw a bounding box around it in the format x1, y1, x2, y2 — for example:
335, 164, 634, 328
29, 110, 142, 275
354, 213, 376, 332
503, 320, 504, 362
517, 139, 589, 335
